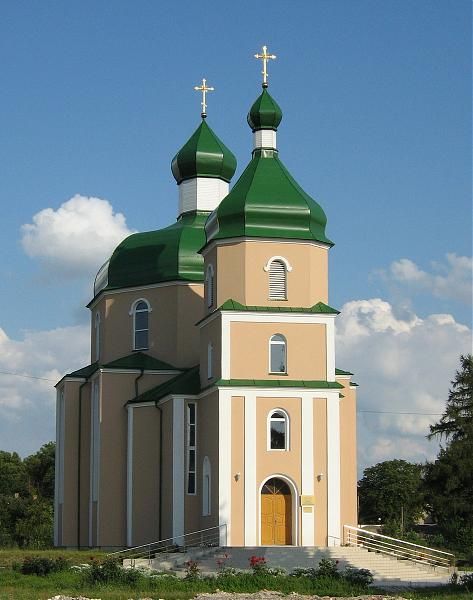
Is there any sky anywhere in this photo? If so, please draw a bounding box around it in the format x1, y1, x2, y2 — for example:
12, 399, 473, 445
0, 1, 471, 474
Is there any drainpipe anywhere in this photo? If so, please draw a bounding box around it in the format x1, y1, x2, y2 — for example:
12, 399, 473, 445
134, 369, 145, 398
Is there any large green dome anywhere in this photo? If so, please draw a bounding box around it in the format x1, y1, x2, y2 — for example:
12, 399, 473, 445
247, 88, 282, 131
104, 212, 209, 291
171, 119, 237, 184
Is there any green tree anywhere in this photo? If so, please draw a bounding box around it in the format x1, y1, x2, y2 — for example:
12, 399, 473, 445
24, 442, 55, 500
358, 459, 425, 532
14, 498, 53, 548
0, 451, 28, 497
425, 354, 473, 552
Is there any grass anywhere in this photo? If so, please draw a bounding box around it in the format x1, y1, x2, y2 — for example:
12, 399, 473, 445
0, 548, 107, 569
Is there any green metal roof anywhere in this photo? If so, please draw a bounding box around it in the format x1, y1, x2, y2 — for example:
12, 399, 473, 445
106, 211, 208, 290
219, 298, 339, 314
335, 367, 354, 376
204, 149, 333, 247
171, 119, 237, 185
214, 379, 344, 389
128, 366, 200, 404
247, 88, 282, 131
64, 353, 178, 379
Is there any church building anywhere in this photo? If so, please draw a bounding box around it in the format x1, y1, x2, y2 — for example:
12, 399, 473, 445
55, 48, 358, 549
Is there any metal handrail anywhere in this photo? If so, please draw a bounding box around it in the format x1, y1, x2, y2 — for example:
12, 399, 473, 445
108, 524, 226, 565
343, 525, 455, 571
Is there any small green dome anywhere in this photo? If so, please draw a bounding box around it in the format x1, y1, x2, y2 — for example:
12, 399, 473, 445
171, 119, 237, 184
247, 88, 283, 131
105, 212, 209, 291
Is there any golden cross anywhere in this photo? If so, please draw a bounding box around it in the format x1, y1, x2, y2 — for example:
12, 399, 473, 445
254, 45, 276, 87
194, 78, 214, 118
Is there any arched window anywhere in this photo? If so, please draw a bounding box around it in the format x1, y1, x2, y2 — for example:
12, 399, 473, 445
269, 334, 287, 374
205, 264, 215, 308
268, 409, 289, 450
264, 257, 292, 300
131, 299, 150, 350
94, 312, 101, 361
202, 456, 211, 516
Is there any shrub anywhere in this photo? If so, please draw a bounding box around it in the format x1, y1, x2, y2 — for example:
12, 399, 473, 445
342, 565, 374, 585
20, 555, 70, 576
249, 555, 268, 574
459, 572, 473, 591
184, 559, 201, 580
290, 567, 318, 578
315, 558, 340, 578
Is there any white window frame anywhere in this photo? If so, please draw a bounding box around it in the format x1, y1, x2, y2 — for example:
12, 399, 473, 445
269, 334, 287, 374
94, 312, 101, 362
267, 408, 290, 451
186, 402, 197, 495
264, 256, 292, 301
129, 298, 152, 351
207, 342, 213, 380
202, 456, 211, 516
205, 264, 215, 308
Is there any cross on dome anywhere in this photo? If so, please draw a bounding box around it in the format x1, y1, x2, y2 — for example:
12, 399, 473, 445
194, 78, 214, 119
254, 45, 276, 88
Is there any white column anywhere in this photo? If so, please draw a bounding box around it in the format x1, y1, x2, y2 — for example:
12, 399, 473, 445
218, 391, 232, 545
326, 318, 336, 381
172, 397, 185, 543
301, 393, 315, 545
126, 406, 134, 547
244, 392, 257, 545
327, 392, 341, 545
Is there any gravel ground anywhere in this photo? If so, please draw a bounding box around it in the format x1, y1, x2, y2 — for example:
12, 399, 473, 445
47, 593, 411, 600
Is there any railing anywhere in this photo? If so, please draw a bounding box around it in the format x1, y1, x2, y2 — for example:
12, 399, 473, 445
108, 524, 226, 566
343, 525, 455, 572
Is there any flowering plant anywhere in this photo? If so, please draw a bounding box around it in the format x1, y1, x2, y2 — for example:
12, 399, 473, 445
249, 555, 267, 574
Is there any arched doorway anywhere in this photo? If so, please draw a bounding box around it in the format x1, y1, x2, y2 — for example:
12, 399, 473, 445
261, 477, 292, 545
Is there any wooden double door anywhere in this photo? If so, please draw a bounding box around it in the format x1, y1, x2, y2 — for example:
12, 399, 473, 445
261, 478, 292, 545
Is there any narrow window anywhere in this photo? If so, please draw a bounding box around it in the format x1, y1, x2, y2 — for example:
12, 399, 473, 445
269, 334, 287, 374
268, 259, 287, 300
133, 300, 149, 350
207, 343, 213, 379
269, 410, 289, 450
187, 403, 197, 494
205, 264, 215, 308
202, 456, 211, 516
94, 312, 100, 361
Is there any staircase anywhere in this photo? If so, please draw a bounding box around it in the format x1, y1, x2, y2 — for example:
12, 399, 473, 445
149, 545, 452, 587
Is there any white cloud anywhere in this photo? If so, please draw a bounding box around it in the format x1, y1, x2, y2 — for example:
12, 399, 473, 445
336, 298, 472, 473
0, 324, 89, 456
21, 194, 135, 279
384, 254, 472, 304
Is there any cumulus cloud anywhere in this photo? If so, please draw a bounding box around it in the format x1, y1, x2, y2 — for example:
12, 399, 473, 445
382, 254, 472, 304
0, 324, 89, 456
336, 298, 472, 473
21, 194, 135, 279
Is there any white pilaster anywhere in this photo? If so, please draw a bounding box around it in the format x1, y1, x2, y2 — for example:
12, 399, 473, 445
178, 178, 229, 216
326, 319, 336, 381
327, 392, 341, 545
172, 397, 185, 543
221, 313, 231, 379
126, 406, 134, 547
218, 391, 232, 545
301, 393, 315, 545
244, 392, 257, 545
254, 129, 277, 150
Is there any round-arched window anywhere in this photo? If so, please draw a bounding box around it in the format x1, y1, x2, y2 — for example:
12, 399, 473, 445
268, 409, 289, 450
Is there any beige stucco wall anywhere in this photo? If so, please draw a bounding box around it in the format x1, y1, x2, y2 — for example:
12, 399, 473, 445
230, 396, 245, 546
230, 322, 326, 380
92, 283, 204, 367
184, 391, 220, 534
204, 240, 329, 310
314, 397, 328, 546
339, 380, 358, 535
199, 314, 222, 386
132, 405, 160, 545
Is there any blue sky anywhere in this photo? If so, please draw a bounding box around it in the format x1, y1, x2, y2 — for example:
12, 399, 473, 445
0, 1, 471, 468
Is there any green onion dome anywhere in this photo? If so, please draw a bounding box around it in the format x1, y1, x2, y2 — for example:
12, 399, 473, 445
247, 88, 282, 131
102, 212, 209, 292
171, 119, 237, 184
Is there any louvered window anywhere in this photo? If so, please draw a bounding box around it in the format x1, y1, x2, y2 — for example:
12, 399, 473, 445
206, 265, 214, 308
269, 259, 287, 300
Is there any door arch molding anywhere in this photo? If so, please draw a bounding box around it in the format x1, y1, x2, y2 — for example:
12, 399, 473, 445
258, 474, 298, 546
